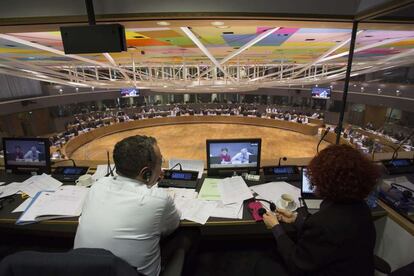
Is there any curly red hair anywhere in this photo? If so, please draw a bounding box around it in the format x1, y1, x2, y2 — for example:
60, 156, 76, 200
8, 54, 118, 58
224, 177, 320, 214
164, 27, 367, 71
307, 144, 380, 202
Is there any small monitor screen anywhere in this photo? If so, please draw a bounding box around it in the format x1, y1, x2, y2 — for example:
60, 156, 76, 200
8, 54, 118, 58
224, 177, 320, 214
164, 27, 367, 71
62, 167, 86, 175
311, 87, 331, 99
207, 139, 260, 169
273, 166, 295, 174
302, 168, 316, 194
3, 139, 48, 167
171, 172, 193, 180
390, 159, 412, 167
120, 88, 139, 97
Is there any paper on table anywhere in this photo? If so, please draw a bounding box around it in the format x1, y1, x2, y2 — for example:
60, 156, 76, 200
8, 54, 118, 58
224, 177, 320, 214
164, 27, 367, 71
250, 181, 301, 206
198, 178, 221, 201
16, 185, 89, 224
165, 188, 198, 200
0, 182, 23, 198
180, 199, 217, 224
92, 164, 117, 181
12, 198, 32, 213
169, 159, 204, 179
20, 174, 63, 197
218, 176, 253, 205
210, 201, 243, 219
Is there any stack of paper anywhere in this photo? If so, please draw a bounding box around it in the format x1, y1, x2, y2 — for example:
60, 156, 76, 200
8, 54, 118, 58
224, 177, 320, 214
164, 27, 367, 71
178, 199, 217, 224
250, 181, 301, 208
0, 182, 23, 198
20, 174, 63, 197
198, 178, 221, 201
210, 201, 243, 219
218, 176, 253, 204
16, 185, 89, 225
169, 159, 204, 179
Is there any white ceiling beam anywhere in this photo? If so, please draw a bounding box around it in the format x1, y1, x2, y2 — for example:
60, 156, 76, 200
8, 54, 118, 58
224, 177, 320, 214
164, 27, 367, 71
180, 27, 236, 84
320, 36, 412, 63
291, 30, 364, 78
103, 52, 131, 82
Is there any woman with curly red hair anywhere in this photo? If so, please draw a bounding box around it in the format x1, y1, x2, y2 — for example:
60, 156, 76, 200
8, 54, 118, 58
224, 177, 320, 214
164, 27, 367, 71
256, 144, 380, 276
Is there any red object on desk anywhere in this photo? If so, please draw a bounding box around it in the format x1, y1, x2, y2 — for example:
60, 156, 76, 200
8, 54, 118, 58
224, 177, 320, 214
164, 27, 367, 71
248, 201, 264, 222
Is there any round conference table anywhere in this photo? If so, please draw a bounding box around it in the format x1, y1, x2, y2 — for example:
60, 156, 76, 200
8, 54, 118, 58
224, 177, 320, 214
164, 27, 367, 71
62, 115, 320, 159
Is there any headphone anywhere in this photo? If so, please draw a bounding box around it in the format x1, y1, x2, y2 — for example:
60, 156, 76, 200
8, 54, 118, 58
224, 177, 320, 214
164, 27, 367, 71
254, 199, 276, 217
142, 169, 152, 183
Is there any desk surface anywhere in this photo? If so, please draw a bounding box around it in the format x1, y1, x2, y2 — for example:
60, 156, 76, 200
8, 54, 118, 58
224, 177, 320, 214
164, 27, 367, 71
0, 170, 388, 237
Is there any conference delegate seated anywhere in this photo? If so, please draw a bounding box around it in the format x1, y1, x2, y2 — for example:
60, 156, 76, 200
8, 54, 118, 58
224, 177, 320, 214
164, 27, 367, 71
74, 135, 196, 276
256, 144, 379, 276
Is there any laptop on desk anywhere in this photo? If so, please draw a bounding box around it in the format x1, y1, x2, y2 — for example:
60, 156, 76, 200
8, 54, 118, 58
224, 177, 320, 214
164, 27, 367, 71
301, 168, 323, 212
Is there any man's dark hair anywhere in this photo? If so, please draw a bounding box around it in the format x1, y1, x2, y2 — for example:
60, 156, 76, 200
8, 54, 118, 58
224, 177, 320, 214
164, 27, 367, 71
113, 135, 157, 178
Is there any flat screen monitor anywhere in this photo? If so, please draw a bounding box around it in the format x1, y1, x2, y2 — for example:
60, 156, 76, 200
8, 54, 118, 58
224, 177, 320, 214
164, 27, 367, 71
301, 167, 321, 199
311, 87, 331, 99
120, 88, 139, 97
2, 137, 51, 174
206, 138, 261, 176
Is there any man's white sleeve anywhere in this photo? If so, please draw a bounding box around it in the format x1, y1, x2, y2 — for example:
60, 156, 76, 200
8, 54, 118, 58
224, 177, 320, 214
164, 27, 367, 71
160, 196, 180, 236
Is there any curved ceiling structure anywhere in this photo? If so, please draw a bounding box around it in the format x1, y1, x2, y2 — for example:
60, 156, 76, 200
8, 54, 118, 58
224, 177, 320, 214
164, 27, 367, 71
0, 19, 413, 92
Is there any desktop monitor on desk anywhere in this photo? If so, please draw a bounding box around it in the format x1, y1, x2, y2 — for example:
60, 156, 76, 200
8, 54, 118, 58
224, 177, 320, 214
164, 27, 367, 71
206, 138, 261, 176
2, 137, 51, 174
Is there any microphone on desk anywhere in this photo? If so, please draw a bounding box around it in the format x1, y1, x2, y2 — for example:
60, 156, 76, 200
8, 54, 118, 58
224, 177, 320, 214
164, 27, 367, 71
317, 127, 331, 153
170, 162, 183, 171
105, 151, 114, 177
390, 130, 414, 163
278, 157, 287, 167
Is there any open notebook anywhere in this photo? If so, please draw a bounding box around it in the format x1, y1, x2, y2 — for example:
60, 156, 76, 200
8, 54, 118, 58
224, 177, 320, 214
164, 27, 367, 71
16, 185, 89, 225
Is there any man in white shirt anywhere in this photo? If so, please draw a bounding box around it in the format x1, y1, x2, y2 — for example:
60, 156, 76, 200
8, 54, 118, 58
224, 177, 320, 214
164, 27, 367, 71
74, 135, 181, 276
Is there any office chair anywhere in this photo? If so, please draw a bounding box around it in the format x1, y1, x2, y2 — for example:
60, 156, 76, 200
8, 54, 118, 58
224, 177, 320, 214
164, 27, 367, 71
0, 248, 141, 276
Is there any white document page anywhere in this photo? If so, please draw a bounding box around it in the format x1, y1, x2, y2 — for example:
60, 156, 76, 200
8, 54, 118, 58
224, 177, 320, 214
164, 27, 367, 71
250, 181, 301, 206
20, 174, 63, 197
179, 199, 217, 225
92, 164, 117, 181
210, 201, 243, 219
169, 159, 204, 179
17, 185, 89, 224
12, 198, 32, 213
0, 182, 23, 198
218, 176, 253, 205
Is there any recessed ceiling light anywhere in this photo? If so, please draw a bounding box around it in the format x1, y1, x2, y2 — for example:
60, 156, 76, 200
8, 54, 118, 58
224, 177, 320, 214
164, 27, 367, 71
59, 89, 63, 92
211, 21, 225, 26
157, 21, 170, 26
216, 26, 230, 29
75, 87, 79, 91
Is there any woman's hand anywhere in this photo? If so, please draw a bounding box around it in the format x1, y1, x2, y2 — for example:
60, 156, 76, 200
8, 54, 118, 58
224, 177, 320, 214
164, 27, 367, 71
263, 212, 280, 229
276, 208, 297, 224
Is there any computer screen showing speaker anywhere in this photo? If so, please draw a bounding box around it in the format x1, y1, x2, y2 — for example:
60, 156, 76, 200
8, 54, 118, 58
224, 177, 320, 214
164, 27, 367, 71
120, 88, 140, 97
2, 137, 51, 174
206, 138, 261, 175
311, 87, 331, 99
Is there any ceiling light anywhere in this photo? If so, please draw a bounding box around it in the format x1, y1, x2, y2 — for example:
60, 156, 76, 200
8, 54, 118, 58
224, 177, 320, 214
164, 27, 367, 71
353, 84, 357, 87
157, 21, 170, 26
91, 86, 95, 90
75, 87, 79, 91
59, 89, 63, 92
216, 26, 230, 29
211, 21, 225, 26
